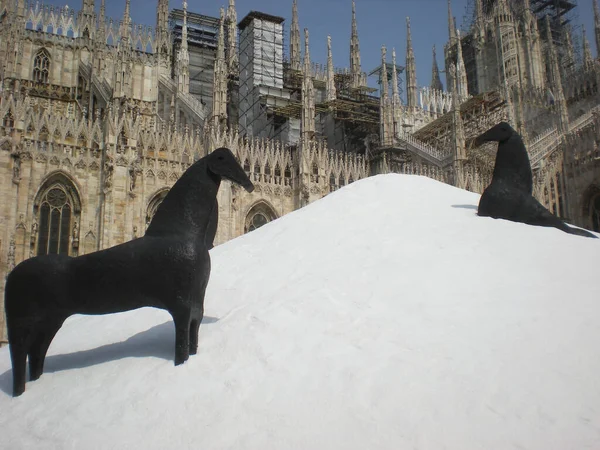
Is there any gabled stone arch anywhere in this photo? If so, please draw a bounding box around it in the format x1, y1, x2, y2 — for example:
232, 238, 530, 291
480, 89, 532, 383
146, 188, 170, 227
274, 162, 281, 178
244, 200, 278, 233
0, 136, 15, 151
329, 172, 337, 192
33, 171, 83, 256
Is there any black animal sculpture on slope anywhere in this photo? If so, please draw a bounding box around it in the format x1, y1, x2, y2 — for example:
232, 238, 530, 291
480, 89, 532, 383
475, 122, 596, 238
5, 147, 254, 397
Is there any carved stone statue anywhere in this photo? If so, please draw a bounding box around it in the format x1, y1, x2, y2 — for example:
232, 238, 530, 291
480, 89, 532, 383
4, 147, 255, 396
12, 154, 21, 184
30, 219, 38, 250
7, 236, 15, 272
475, 122, 596, 238
72, 220, 79, 250
103, 157, 114, 193
129, 160, 142, 194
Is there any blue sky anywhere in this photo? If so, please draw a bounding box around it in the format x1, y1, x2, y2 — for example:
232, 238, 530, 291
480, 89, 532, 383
44, 0, 599, 92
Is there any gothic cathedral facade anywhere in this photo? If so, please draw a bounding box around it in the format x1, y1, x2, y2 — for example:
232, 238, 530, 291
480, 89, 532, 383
1, 0, 599, 342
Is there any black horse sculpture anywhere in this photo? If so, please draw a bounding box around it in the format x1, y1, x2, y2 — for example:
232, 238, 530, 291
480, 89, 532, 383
475, 122, 596, 238
5, 147, 254, 396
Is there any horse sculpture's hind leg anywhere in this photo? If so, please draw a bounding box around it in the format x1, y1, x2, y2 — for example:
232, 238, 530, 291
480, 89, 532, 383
189, 307, 204, 356
189, 283, 207, 355
29, 317, 66, 381
170, 307, 192, 365
8, 325, 31, 397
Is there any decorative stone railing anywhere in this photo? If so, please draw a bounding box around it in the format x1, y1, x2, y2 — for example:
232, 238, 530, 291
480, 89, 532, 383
158, 75, 207, 121
569, 106, 600, 132
528, 127, 559, 168
79, 62, 112, 104
392, 132, 453, 166
527, 105, 600, 168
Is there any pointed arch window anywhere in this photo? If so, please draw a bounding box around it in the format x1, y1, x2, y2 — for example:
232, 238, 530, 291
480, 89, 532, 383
33, 49, 51, 84
36, 181, 82, 256
247, 213, 268, 232
245, 202, 278, 233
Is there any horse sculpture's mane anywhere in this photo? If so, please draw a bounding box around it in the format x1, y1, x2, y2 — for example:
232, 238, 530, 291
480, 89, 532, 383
491, 133, 532, 195
145, 157, 218, 238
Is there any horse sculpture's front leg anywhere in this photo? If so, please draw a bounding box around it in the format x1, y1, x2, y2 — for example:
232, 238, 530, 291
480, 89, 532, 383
189, 258, 210, 356
170, 306, 192, 365
189, 306, 204, 356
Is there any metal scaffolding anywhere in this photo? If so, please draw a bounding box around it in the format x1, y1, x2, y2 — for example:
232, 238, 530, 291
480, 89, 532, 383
170, 9, 220, 112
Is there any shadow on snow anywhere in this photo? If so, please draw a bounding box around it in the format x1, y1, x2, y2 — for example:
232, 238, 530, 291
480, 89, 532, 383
0, 316, 219, 396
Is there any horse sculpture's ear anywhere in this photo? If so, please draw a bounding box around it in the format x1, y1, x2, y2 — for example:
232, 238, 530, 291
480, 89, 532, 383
207, 148, 234, 176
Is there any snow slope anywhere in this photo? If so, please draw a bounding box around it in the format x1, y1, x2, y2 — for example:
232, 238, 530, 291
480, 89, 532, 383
1, 174, 599, 450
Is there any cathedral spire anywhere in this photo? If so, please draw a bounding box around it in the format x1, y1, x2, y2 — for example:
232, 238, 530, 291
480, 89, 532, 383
176, 0, 190, 93
80, 0, 96, 39
405, 16, 417, 108
545, 15, 568, 132
594, 0, 600, 58
431, 45, 443, 91
475, 0, 484, 30
455, 29, 468, 99
181, 0, 188, 53
226, 0, 238, 75
391, 47, 400, 118
95, 0, 107, 71
447, 0, 456, 42
99, 0, 105, 23
82, 0, 95, 14
450, 61, 467, 185
302, 28, 315, 141
563, 26, 575, 74
15, 0, 25, 17
350, 0, 362, 88
156, 0, 171, 63
120, 0, 131, 42
326, 35, 336, 102
212, 7, 228, 127
304, 27, 311, 73
583, 25, 594, 70
381, 46, 388, 99
290, 0, 301, 71
380, 46, 392, 146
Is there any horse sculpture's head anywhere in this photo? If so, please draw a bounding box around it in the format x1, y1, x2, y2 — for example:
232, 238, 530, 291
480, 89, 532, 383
207, 148, 255, 193
474, 122, 517, 146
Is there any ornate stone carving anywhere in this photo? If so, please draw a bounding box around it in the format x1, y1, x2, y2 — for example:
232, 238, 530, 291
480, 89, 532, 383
7, 236, 16, 272
103, 156, 114, 193
12, 154, 21, 184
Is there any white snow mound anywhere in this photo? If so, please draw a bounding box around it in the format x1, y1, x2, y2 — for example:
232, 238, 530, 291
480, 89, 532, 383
1, 174, 599, 450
